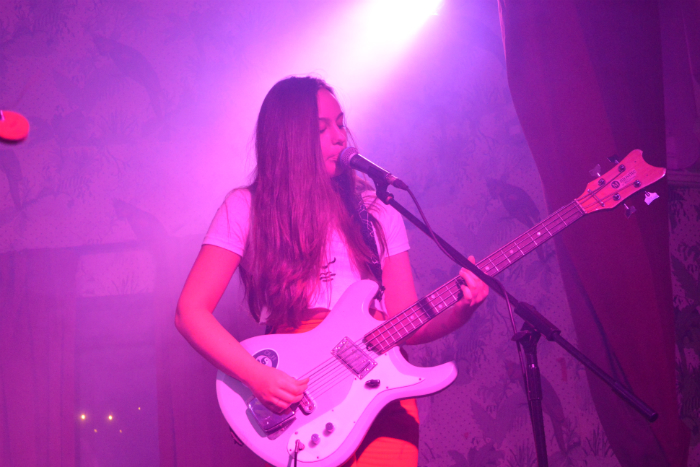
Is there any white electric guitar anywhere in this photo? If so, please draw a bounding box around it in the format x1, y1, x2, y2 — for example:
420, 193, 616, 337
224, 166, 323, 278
216, 150, 664, 466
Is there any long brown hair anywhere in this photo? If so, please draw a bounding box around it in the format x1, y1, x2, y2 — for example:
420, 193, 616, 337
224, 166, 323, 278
240, 76, 385, 329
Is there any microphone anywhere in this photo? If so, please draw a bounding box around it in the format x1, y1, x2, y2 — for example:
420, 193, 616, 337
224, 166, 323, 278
338, 147, 408, 190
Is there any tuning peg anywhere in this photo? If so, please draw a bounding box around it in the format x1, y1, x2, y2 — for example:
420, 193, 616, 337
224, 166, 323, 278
589, 164, 601, 178
607, 155, 620, 165
644, 191, 659, 205
623, 203, 637, 218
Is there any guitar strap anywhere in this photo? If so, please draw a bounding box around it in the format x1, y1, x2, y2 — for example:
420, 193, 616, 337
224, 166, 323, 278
354, 194, 385, 301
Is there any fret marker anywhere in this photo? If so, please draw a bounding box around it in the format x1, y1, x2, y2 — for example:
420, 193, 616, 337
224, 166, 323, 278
537, 232, 541, 236
438, 304, 443, 309
485, 266, 490, 271
431, 294, 435, 299
509, 249, 514, 254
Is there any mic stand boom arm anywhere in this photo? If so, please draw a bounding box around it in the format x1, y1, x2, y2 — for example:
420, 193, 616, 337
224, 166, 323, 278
373, 181, 657, 466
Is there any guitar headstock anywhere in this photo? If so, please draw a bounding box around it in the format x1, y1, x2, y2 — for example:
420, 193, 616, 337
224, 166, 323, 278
576, 149, 666, 214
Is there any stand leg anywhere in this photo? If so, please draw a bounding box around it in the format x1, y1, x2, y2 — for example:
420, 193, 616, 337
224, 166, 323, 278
514, 327, 548, 467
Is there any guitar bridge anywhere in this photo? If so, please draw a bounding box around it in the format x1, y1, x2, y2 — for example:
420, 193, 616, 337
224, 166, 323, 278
247, 397, 296, 436
247, 391, 314, 436
332, 337, 377, 379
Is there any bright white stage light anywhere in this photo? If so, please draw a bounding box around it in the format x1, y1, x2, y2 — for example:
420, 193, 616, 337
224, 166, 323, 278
317, 0, 443, 102
363, 0, 444, 47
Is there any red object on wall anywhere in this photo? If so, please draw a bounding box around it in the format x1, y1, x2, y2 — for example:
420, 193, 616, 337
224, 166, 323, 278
0, 110, 30, 142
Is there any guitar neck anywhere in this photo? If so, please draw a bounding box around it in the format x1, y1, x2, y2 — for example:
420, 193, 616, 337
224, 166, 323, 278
363, 200, 585, 353
477, 200, 584, 276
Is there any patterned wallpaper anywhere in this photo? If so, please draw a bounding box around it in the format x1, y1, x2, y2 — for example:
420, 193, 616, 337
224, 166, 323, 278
671, 186, 700, 467
1, 1, 696, 466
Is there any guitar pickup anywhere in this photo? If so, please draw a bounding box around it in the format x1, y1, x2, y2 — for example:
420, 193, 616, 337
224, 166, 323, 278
332, 337, 377, 379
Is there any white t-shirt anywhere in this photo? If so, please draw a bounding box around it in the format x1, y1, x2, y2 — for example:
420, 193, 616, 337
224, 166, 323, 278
203, 189, 410, 320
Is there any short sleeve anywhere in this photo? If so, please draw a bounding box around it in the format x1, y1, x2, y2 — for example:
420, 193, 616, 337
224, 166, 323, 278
202, 189, 251, 256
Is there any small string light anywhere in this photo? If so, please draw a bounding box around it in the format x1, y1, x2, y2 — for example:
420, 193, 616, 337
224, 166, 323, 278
108, 415, 113, 421
80, 414, 86, 420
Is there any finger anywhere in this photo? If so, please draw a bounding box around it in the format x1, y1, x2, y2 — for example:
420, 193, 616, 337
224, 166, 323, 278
277, 388, 304, 405
264, 398, 285, 414
461, 264, 488, 290
460, 284, 473, 306
279, 379, 307, 400
459, 267, 479, 289
282, 376, 308, 394
459, 267, 488, 304
295, 377, 310, 389
270, 387, 297, 406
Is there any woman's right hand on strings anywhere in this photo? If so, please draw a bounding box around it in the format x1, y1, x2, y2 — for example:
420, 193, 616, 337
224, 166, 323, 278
246, 364, 309, 413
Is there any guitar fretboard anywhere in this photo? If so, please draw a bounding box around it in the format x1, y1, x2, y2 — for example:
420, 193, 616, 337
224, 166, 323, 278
363, 200, 585, 354
478, 200, 584, 277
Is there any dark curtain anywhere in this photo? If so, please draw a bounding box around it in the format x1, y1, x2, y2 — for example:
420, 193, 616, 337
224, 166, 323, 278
498, 1, 689, 466
0, 249, 78, 467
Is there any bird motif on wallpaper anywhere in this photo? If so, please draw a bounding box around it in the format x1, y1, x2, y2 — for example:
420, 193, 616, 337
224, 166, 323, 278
486, 178, 546, 263
486, 178, 540, 228
469, 397, 523, 449
112, 199, 167, 242
92, 35, 163, 120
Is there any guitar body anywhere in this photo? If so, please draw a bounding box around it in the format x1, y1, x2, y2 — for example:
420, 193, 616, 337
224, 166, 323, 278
216, 280, 457, 467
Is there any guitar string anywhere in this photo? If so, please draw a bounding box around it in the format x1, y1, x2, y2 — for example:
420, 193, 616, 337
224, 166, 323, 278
295, 180, 624, 400
307, 282, 465, 400
366, 283, 461, 353
298, 280, 465, 390
303, 346, 372, 391
303, 203, 576, 385
303, 200, 599, 400
477, 202, 582, 275
362, 182, 621, 353
301, 340, 386, 395
365, 204, 581, 351
304, 342, 387, 399
306, 365, 352, 396
330, 188, 604, 358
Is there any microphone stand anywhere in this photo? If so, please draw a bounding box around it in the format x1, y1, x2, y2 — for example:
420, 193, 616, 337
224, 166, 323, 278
372, 179, 657, 467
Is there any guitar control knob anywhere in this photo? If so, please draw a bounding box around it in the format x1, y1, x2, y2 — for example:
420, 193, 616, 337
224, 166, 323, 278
325, 423, 335, 434
365, 379, 380, 389
311, 434, 320, 445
